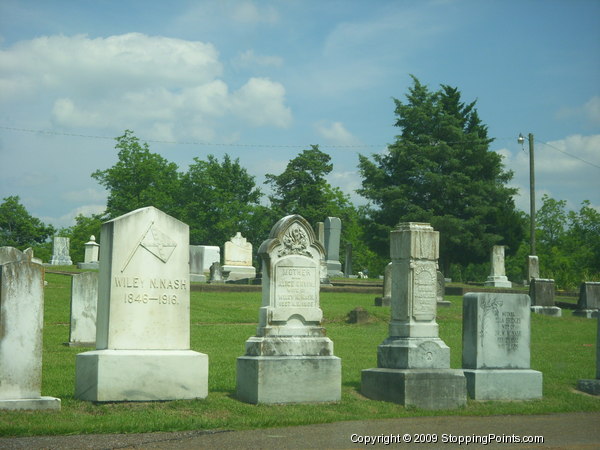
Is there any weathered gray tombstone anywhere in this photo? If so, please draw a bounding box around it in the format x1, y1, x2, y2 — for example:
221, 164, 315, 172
222, 232, 256, 281
77, 235, 100, 269
344, 243, 353, 277
236, 215, 341, 404
361, 223, 466, 410
527, 255, 539, 283
437, 270, 451, 307
577, 315, 600, 395
208, 261, 224, 283
573, 282, 600, 319
529, 278, 561, 317
75, 206, 208, 402
68, 272, 98, 347
189, 245, 220, 282
374, 262, 392, 306
49, 236, 72, 265
348, 307, 369, 324
462, 293, 543, 400
324, 217, 343, 278
315, 222, 331, 286
0, 255, 61, 410
484, 245, 511, 288
0, 246, 32, 264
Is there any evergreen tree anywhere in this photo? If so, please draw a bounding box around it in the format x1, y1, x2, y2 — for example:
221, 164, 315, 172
358, 76, 523, 273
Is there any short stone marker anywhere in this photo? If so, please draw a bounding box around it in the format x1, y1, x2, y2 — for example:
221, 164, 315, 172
462, 292, 543, 400
324, 217, 343, 278
484, 245, 511, 288
68, 272, 98, 347
49, 236, 73, 265
0, 253, 61, 410
75, 206, 208, 402
374, 262, 392, 306
223, 232, 256, 281
344, 243, 352, 277
437, 270, 451, 307
348, 307, 369, 324
236, 214, 341, 404
577, 315, 600, 395
189, 245, 220, 282
529, 278, 561, 317
573, 282, 600, 319
77, 235, 99, 269
361, 223, 466, 410
208, 261, 225, 283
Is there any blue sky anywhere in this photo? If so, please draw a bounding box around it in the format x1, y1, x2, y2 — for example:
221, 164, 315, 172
1, 0, 599, 228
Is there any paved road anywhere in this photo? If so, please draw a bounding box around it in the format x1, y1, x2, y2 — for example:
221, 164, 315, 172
1, 412, 599, 449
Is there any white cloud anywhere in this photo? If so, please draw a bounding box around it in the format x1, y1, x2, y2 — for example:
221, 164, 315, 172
234, 49, 283, 68
230, 77, 292, 128
327, 170, 367, 206
0, 33, 292, 139
315, 121, 359, 146
556, 95, 600, 126
43, 203, 107, 228
583, 96, 600, 125
62, 188, 107, 203
232, 1, 279, 24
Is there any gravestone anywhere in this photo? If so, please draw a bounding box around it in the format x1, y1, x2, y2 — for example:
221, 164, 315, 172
68, 272, 98, 347
529, 278, 561, 317
236, 215, 341, 404
528, 255, 539, 282
324, 217, 343, 278
374, 262, 392, 306
75, 206, 208, 402
49, 236, 72, 265
437, 270, 451, 307
0, 254, 61, 410
77, 235, 100, 269
208, 261, 225, 283
573, 282, 600, 319
0, 246, 32, 264
462, 292, 543, 400
484, 245, 511, 288
361, 223, 466, 410
348, 307, 369, 324
223, 232, 256, 281
189, 245, 220, 282
344, 243, 352, 277
577, 315, 600, 395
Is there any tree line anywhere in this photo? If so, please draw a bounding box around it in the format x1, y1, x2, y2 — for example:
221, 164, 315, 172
1, 77, 598, 287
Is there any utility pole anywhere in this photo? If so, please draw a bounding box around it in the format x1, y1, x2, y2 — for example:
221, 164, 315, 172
519, 133, 536, 255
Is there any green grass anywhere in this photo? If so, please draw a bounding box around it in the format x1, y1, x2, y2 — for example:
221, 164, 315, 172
1, 273, 598, 437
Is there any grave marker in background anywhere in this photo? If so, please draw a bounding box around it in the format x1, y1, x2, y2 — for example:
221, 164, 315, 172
529, 278, 561, 317
577, 315, 600, 395
68, 272, 98, 347
573, 282, 600, 319
49, 236, 72, 266
324, 217, 343, 278
189, 245, 220, 282
484, 245, 511, 288
222, 232, 256, 281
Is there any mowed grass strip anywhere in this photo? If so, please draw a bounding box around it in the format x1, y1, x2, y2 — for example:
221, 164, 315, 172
0, 273, 598, 437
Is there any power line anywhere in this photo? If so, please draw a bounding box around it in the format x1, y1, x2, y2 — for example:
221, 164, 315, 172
536, 139, 600, 170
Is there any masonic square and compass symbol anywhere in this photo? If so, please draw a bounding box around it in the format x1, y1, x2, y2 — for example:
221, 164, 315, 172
121, 221, 177, 272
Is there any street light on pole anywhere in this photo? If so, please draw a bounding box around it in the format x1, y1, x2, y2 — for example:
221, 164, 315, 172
518, 133, 535, 255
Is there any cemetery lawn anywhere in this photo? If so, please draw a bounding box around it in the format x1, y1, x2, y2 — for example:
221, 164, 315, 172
1, 272, 598, 437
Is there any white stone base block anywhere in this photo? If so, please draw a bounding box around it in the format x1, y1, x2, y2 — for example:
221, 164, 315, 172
463, 369, 543, 400
236, 355, 341, 404
190, 273, 207, 282
0, 396, 61, 411
531, 306, 562, 317
377, 338, 450, 369
76, 262, 99, 270
222, 265, 256, 281
484, 276, 512, 288
361, 368, 467, 410
572, 309, 599, 319
75, 349, 208, 402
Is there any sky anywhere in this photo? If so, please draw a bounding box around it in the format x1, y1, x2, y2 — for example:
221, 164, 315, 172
1, 0, 599, 229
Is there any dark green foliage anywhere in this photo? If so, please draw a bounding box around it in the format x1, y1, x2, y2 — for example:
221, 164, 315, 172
0, 195, 55, 258
358, 76, 523, 274
180, 154, 267, 248
59, 214, 105, 264
92, 130, 182, 219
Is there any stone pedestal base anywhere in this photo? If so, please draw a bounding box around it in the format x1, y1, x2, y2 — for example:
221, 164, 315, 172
190, 273, 206, 282
222, 265, 256, 281
484, 276, 512, 288
361, 368, 467, 410
75, 349, 208, 402
437, 300, 452, 308
531, 306, 562, 317
577, 379, 600, 395
0, 396, 61, 411
236, 355, 341, 404
374, 296, 391, 307
377, 338, 450, 369
463, 369, 542, 400
572, 309, 599, 319
76, 262, 99, 270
